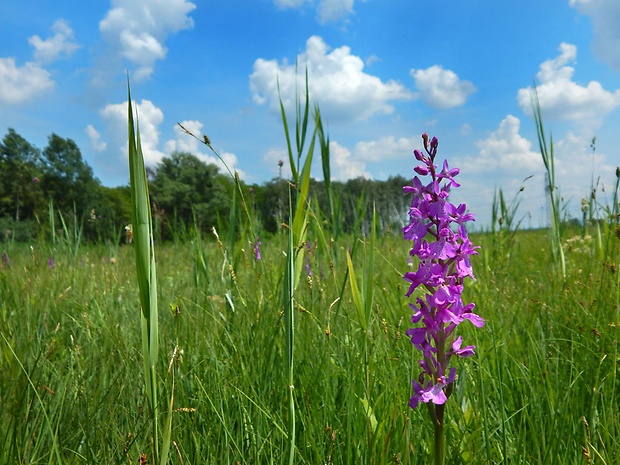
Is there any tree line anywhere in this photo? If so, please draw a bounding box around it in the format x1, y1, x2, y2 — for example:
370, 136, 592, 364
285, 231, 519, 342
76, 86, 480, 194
1, 128, 411, 243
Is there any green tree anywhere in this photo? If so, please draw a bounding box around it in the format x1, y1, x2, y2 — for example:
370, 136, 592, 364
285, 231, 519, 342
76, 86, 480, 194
91, 185, 133, 242
0, 128, 41, 221
149, 151, 230, 237
40, 133, 101, 218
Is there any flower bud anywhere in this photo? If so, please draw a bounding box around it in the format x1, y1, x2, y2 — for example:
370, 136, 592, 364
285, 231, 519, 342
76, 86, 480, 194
414, 165, 430, 176
413, 149, 425, 161
430, 137, 439, 156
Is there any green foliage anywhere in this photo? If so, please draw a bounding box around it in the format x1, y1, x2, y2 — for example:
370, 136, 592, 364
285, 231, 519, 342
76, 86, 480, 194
149, 151, 232, 239
0, 128, 124, 244
0, 127, 410, 246
40, 134, 101, 218
127, 87, 170, 465
488, 177, 531, 268
0, 217, 38, 242
1, 228, 619, 463
0, 128, 41, 222
532, 86, 566, 277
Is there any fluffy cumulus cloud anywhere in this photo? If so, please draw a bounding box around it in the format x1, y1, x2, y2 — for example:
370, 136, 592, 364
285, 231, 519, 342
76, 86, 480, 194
273, 0, 355, 23
317, 0, 354, 23
165, 120, 244, 177
99, 0, 196, 80
28, 19, 80, 64
0, 58, 54, 105
0, 18, 77, 105
410, 65, 476, 109
552, 131, 614, 184
570, 0, 620, 72
516, 43, 620, 129
263, 134, 413, 182
100, 99, 166, 167
92, 106, 244, 183
353, 135, 418, 162
85, 124, 107, 152
250, 36, 413, 124
330, 141, 371, 180
468, 115, 542, 173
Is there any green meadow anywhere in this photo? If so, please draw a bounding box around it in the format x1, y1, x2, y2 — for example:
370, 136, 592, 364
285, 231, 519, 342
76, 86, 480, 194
1, 88, 619, 464
1, 224, 618, 464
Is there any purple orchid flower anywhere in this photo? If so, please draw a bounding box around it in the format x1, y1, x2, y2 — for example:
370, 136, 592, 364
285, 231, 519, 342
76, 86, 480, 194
402, 133, 484, 412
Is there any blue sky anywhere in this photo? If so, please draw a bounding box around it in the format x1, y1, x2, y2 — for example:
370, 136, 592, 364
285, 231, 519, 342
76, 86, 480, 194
2, 0, 620, 227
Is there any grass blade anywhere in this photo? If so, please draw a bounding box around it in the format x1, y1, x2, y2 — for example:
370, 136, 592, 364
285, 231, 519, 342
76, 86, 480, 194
284, 184, 296, 465
346, 250, 366, 331
127, 81, 161, 463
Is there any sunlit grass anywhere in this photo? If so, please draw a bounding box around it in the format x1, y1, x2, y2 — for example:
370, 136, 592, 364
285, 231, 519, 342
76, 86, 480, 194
0, 225, 618, 463
1, 75, 619, 464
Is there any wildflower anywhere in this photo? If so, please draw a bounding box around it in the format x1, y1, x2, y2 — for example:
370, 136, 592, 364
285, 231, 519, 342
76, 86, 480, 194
125, 224, 133, 243
32, 177, 40, 183
403, 133, 483, 411
1, 252, 9, 268
254, 238, 262, 260
48, 257, 54, 269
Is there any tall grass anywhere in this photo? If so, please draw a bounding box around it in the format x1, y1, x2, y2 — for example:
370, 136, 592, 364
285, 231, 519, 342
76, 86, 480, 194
127, 85, 172, 464
531, 85, 566, 277
1, 224, 619, 462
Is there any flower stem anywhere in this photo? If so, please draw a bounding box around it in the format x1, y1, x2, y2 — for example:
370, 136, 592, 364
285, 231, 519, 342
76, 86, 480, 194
433, 404, 445, 465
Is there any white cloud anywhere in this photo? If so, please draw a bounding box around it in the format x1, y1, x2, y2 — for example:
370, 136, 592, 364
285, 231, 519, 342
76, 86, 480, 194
353, 135, 418, 162
163, 119, 202, 154
0, 58, 54, 105
28, 19, 80, 64
273, 0, 355, 23
570, 0, 620, 72
274, 0, 309, 7
317, 0, 354, 23
250, 35, 413, 124
365, 54, 380, 67
165, 120, 245, 178
460, 123, 472, 135
263, 148, 293, 179
100, 99, 166, 167
552, 131, 614, 182
85, 124, 107, 152
516, 43, 620, 129
410, 65, 476, 109
330, 140, 371, 180
94, 107, 245, 182
99, 0, 196, 80
468, 115, 542, 173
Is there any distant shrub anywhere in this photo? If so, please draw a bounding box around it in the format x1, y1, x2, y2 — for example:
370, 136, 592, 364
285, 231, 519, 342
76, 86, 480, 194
0, 216, 37, 242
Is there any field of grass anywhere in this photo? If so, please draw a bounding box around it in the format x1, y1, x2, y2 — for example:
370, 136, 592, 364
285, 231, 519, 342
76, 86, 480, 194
1, 224, 618, 464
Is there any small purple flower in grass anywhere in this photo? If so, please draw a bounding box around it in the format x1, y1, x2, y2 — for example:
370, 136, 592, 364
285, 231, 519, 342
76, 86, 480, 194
402, 133, 483, 462
48, 257, 54, 269
254, 238, 262, 260
2, 252, 9, 268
